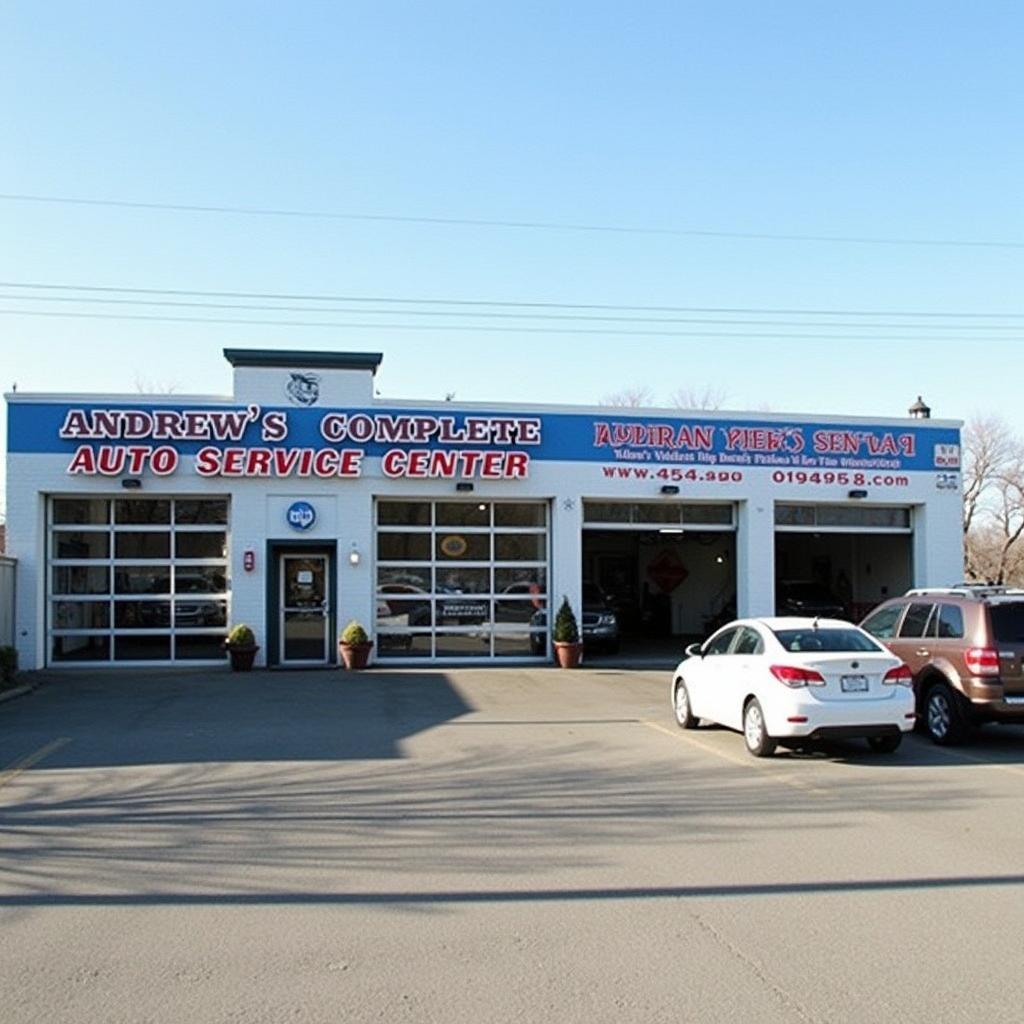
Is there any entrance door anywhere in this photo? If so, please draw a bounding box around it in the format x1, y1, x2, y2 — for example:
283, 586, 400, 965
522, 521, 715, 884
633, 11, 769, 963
279, 554, 330, 665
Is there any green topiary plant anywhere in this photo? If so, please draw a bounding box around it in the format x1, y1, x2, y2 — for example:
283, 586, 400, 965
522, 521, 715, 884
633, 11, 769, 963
340, 620, 370, 646
226, 624, 256, 648
552, 597, 580, 645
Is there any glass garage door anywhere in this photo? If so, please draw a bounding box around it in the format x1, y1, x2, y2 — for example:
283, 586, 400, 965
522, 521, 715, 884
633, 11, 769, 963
47, 497, 230, 664
375, 500, 549, 660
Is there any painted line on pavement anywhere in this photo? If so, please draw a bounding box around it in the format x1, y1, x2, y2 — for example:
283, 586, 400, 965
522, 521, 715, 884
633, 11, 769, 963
921, 743, 1024, 778
642, 719, 834, 796
0, 737, 71, 791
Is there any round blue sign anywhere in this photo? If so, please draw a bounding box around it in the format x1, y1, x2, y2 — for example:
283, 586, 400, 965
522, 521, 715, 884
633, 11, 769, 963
286, 501, 317, 531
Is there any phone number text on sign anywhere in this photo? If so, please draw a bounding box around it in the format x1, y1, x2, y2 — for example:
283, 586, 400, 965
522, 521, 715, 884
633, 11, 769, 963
771, 470, 910, 487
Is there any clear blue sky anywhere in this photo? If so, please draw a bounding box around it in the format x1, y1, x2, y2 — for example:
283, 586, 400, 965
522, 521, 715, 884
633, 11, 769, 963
3, 1, 1023, 514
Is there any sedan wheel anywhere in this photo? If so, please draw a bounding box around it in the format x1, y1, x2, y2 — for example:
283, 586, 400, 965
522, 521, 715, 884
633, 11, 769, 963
743, 699, 776, 757
673, 681, 697, 729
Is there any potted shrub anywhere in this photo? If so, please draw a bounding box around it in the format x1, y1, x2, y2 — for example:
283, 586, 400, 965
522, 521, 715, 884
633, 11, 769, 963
339, 620, 374, 670
224, 624, 259, 671
552, 596, 583, 668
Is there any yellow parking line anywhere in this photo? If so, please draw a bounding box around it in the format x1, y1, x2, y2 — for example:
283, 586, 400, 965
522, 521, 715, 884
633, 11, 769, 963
0, 737, 71, 791
642, 719, 833, 796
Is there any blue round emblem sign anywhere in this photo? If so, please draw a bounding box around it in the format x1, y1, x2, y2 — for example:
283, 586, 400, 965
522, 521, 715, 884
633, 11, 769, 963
286, 501, 317, 531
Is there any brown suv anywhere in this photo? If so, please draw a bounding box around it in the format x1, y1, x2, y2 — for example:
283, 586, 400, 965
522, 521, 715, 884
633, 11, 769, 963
859, 586, 1024, 744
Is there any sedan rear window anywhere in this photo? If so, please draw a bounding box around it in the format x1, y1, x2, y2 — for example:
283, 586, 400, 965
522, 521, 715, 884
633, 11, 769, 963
772, 628, 883, 653
990, 603, 1024, 643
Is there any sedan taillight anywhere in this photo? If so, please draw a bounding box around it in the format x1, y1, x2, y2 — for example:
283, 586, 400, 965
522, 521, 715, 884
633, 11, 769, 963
964, 647, 1000, 677
770, 664, 826, 688
883, 664, 913, 687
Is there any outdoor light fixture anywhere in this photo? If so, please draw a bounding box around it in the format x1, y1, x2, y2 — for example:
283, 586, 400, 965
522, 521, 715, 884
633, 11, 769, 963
455, 482, 474, 493
848, 489, 869, 499
908, 395, 931, 419
658, 528, 684, 535
660, 485, 680, 495
121, 478, 142, 489
348, 542, 361, 567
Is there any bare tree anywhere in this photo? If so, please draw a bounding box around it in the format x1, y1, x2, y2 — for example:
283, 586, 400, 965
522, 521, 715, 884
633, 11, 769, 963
963, 417, 1024, 584
962, 416, 1015, 536
600, 385, 655, 407
669, 386, 727, 411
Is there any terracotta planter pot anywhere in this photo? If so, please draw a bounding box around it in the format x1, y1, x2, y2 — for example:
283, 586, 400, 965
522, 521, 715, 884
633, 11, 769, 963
339, 641, 374, 670
553, 641, 583, 669
225, 644, 259, 672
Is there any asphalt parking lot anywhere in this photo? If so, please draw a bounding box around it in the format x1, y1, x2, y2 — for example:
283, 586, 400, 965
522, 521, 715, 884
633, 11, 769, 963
3, 665, 1024, 1024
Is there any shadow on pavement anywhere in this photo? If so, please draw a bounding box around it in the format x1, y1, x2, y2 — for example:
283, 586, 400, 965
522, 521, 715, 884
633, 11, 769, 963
0, 668, 473, 767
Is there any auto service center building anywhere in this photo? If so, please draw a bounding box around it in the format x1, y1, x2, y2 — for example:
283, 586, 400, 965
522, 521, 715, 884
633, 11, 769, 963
3, 349, 964, 670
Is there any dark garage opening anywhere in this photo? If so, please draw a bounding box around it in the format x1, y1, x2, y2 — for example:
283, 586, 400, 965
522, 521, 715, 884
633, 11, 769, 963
774, 528, 913, 624
582, 528, 737, 657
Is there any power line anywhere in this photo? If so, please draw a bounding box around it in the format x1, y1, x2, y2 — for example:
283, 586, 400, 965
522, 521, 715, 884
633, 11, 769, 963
3, 292, 1024, 331
2, 307, 1022, 343
2, 192, 1024, 250
2, 280, 1023, 320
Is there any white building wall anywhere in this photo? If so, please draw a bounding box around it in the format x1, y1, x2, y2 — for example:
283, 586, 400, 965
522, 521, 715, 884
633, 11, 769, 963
3, 373, 965, 670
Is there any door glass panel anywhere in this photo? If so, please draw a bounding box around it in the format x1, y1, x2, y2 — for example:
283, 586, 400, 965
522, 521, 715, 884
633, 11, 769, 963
283, 558, 326, 608
175, 532, 227, 559
52, 498, 110, 525
53, 531, 110, 559
115, 566, 172, 594
115, 500, 171, 524
494, 534, 545, 560
282, 557, 327, 662
436, 533, 490, 561
115, 532, 171, 559
52, 601, 110, 629
283, 612, 327, 661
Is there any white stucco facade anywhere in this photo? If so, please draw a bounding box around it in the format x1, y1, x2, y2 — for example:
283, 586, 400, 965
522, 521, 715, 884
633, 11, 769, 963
4, 350, 964, 671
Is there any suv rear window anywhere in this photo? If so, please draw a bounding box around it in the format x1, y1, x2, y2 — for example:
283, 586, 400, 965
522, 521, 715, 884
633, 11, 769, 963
772, 628, 882, 653
990, 603, 1024, 643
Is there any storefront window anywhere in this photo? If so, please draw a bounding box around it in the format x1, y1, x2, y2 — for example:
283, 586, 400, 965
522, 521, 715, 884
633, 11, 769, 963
47, 497, 230, 664
376, 499, 548, 660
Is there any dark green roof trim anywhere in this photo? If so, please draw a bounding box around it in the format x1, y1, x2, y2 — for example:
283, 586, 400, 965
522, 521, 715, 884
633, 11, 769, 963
223, 349, 383, 373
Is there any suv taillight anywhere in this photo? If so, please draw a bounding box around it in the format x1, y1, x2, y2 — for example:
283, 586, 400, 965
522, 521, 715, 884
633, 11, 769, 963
965, 647, 1000, 677
770, 665, 826, 688
883, 664, 913, 687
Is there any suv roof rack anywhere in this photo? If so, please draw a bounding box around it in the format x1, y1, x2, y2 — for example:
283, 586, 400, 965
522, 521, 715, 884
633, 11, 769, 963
905, 584, 1024, 598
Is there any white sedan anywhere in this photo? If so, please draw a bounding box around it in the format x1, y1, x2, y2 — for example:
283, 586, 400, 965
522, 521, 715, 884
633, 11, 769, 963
671, 617, 916, 756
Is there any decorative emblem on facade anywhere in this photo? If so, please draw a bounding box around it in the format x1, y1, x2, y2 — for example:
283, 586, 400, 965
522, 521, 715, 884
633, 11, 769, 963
286, 501, 317, 531
286, 372, 321, 407
439, 535, 469, 558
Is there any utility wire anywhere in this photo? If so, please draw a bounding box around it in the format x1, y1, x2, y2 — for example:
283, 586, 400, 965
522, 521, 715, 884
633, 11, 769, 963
2, 307, 1021, 342
2, 280, 1022, 320
3, 292, 1023, 331
2, 192, 1023, 250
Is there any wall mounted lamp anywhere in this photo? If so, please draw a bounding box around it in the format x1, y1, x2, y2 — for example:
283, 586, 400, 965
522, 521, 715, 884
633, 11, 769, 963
121, 478, 143, 490
348, 542, 361, 567
456, 481, 474, 493
848, 489, 869, 500
660, 485, 680, 495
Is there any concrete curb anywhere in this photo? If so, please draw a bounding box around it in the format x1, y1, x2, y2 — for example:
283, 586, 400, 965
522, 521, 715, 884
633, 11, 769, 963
0, 681, 37, 705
